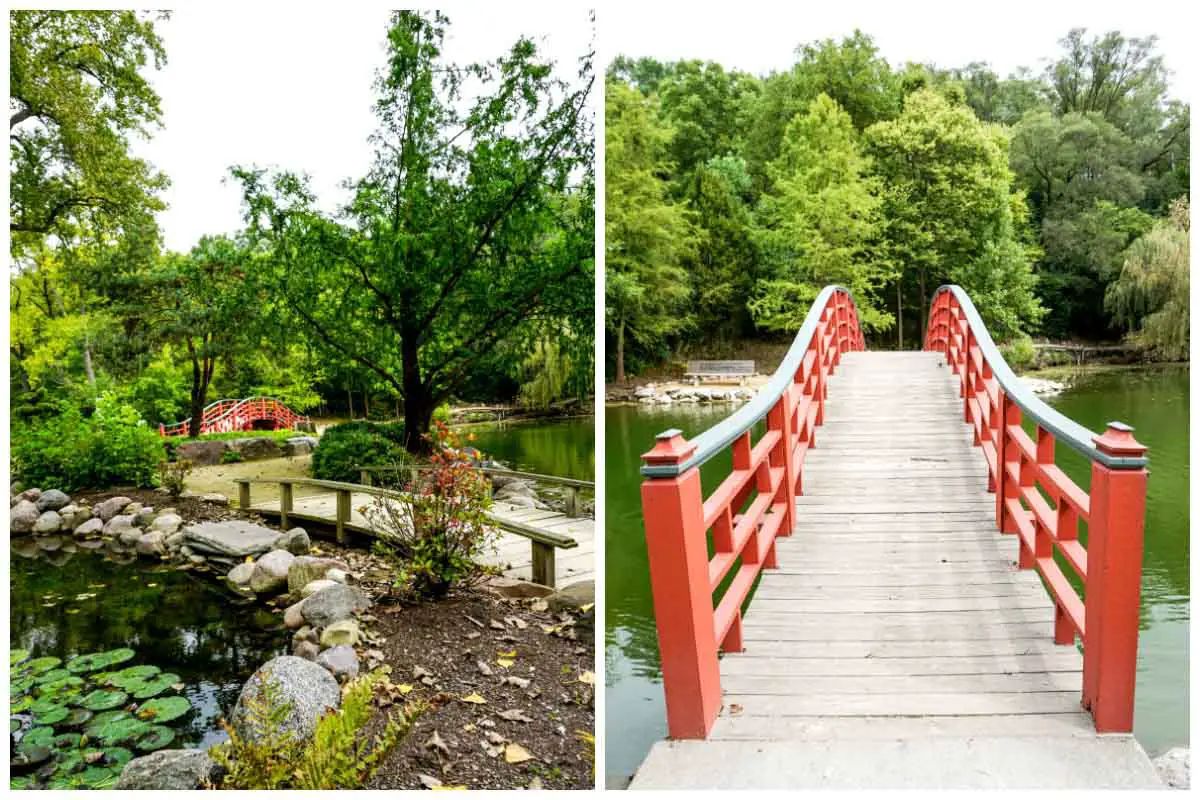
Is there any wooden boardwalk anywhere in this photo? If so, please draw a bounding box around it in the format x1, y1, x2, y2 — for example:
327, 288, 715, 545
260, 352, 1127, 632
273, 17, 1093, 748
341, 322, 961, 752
249, 492, 594, 589
632, 352, 1160, 788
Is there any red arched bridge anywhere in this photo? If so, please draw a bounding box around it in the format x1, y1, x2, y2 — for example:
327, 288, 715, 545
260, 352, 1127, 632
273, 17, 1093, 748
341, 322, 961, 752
158, 397, 312, 437
632, 286, 1160, 788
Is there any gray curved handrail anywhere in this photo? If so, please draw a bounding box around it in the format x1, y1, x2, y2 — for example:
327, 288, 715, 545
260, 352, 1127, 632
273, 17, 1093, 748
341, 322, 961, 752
642, 285, 858, 478
930, 285, 1146, 470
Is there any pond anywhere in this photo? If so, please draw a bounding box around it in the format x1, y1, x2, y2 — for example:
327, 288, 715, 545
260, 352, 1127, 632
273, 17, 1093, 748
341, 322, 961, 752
467, 416, 596, 482
603, 365, 1189, 788
10, 543, 287, 755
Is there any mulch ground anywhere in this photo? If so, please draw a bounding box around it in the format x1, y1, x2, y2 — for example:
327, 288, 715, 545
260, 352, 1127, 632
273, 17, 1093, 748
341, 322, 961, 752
361, 589, 595, 790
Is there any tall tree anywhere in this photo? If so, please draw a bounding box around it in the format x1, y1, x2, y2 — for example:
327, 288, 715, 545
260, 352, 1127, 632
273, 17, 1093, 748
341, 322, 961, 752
750, 94, 892, 334
9, 10, 169, 253
237, 12, 594, 452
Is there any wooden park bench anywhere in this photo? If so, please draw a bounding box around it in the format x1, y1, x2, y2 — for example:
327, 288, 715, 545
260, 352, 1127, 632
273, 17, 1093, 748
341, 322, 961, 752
684, 360, 755, 386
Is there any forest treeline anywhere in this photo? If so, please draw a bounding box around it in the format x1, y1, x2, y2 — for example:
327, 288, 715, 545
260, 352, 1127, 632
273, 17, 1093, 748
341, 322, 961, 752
605, 28, 1189, 381
10, 10, 594, 451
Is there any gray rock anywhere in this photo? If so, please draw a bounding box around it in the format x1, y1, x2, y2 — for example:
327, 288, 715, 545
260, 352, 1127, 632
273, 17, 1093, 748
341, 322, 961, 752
10, 500, 40, 534
302, 583, 371, 628
293, 640, 320, 661
316, 645, 360, 682
103, 514, 137, 535
181, 521, 283, 558
288, 556, 350, 594
301, 579, 338, 598
136, 531, 167, 556
19, 488, 43, 503
58, 503, 89, 529
188, 554, 207, 565
116, 748, 223, 790
175, 440, 227, 466
248, 549, 296, 593
549, 579, 594, 611
164, 531, 186, 550
37, 535, 63, 551
233, 437, 282, 461
283, 436, 318, 456
277, 527, 311, 555
293, 626, 318, 646
486, 575, 556, 599
36, 489, 71, 512
151, 513, 183, 535
498, 494, 547, 510
319, 619, 361, 648
283, 600, 307, 629
326, 568, 349, 584
1154, 747, 1189, 789
118, 528, 144, 547
125, 502, 144, 516
495, 480, 537, 499
201, 493, 229, 505
73, 517, 104, 538
231, 656, 341, 745
227, 562, 255, 586
94, 496, 133, 522
33, 510, 63, 534
134, 506, 157, 527
179, 545, 194, 557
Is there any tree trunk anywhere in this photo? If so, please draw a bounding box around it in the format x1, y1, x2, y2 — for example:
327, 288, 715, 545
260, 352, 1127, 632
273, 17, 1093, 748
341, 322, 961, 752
616, 316, 626, 383
896, 281, 904, 350
82, 341, 96, 387
346, 386, 354, 419
188, 360, 206, 439
401, 335, 433, 454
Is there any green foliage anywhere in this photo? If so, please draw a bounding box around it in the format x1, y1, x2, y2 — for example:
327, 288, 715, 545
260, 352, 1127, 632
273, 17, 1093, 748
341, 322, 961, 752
368, 424, 494, 598
1105, 198, 1189, 360
220, 449, 244, 464
11, 394, 164, 491
311, 421, 409, 483
999, 334, 1036, 371
519, 337, 576, 409
210, 670, 420, 790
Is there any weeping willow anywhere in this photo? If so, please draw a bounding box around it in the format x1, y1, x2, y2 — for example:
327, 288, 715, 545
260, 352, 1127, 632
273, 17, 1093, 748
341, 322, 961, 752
518, 339, 574, 410
1105, 198, 1190, 361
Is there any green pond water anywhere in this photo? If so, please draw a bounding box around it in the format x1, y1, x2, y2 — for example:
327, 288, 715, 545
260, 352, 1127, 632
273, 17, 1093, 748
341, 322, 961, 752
604, 365, 1189, 787
467, 416, 596, 482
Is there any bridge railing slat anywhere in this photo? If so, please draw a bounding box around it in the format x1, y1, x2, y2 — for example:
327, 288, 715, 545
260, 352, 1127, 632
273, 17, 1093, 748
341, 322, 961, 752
926, 285, 1148, 735
639, 286, 864, 739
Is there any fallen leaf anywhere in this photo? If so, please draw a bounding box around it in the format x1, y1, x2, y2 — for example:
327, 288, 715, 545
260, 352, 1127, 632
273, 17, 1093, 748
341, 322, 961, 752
579, 603, 594, 614
504, 742, 532, 764
424, 729, 450, 756
489, 619, 505, 630
462, 723, 476, 733
397, 684, 414, 695
497, 708, 533, 723
495, 658, 514, 669
460, 693, 487, 705
485, 731, 506, 745
530, 599, 549, 613
578, 671, 595, 686
528, 776, 544, 790
502, 676, 531, 689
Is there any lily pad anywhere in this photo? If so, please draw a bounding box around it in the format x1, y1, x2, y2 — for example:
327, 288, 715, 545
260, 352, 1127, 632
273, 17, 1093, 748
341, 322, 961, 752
61, 707, 94, 729
79, 689, 128, 712
37, 675, 84, 698
78, 765, 120, 789
22, 656, 63, 675
20, 726, 56, 748
106, 665, 161, 689
93, 716, 150, 746
34, 668, 73, 686
134, 725, 175, 751
29, 696, 66, 715
66, 649, 135, 675
11, 676, 35, 695
10, 695, 34, 713
129, 674, 181, 700
136, 695, 192, 724
102, 747, 134, 766
84, 709, 130, 735
10, 649, 30, 666
54, 732, 87, 751
32, 706, 69, 726
11, 745, 52, 775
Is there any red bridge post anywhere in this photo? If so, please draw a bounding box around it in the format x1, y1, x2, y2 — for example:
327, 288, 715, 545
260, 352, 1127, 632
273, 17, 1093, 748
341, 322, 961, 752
1083, 423, 1149, 733
640, 431, 722, 740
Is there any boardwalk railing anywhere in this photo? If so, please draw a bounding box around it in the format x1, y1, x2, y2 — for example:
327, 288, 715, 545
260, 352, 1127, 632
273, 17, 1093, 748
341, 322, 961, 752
234, 476, 578, 586
639, 285, 864, 739
359, 464, 594, 518
925, 285, 1148, 733
160, 396, 311, 437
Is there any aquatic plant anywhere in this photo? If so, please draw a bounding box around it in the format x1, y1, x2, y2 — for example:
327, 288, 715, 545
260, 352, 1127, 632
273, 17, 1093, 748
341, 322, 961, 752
10, 649, 195, 789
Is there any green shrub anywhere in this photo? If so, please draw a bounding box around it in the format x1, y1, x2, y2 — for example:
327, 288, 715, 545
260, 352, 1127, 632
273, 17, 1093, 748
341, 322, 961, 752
432, 403, 452, 425
999, 334, 1036, 371
221, 449, 245, 464
209, 670, 420, 789
311, 421, 408, 483
11, 395, 165, 491
158, 459, 193, 497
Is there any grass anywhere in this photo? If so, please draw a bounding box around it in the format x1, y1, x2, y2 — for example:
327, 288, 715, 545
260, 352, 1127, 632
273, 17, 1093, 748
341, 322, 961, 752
186, 429, 305, 443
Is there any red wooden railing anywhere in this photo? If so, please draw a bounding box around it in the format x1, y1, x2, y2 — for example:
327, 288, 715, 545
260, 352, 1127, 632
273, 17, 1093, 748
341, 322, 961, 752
158, 396, 311, 437
925, 285, 1149, 733
639, 286, 863, 739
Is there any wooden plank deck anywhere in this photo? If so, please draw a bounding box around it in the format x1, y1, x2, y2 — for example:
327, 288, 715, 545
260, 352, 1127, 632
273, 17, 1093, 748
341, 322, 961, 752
632, 351, 1160, 789
248, 492, 594, 589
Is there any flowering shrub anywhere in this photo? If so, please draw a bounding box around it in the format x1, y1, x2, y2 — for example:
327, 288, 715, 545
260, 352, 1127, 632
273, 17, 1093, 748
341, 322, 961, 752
367, 422, 493, 598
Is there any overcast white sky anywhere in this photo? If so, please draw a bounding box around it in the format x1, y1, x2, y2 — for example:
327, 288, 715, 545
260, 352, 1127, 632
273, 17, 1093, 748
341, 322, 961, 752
602, 0, 1193, 100
134, 6, 593, 253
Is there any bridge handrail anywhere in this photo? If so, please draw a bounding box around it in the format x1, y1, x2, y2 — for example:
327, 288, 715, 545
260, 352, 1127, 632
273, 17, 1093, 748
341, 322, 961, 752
637, 285, 864, 739
642, 285, 863, 478
926, 286, 1146, 469
358, 464, 595, 490
160, 396, 311, 437
925, 284, 1149, 734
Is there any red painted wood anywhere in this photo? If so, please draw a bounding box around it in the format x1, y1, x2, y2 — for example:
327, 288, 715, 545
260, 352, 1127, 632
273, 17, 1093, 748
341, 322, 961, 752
926, 289, 1149, 735
159, 396, 311, 437
640, 288, 863, 739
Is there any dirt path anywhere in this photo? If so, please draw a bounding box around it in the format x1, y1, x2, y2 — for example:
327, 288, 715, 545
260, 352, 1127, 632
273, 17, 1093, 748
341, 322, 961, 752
185, 455, 313, 499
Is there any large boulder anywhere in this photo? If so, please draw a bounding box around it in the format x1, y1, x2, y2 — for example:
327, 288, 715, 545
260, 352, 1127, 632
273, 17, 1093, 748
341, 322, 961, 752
301, 583, 371, 628
227, 562, 255, 586
103, 514, 137, 535
151, 513, 184, 535
73, 517, 104, 538
276, 527, 311, 555
233, 437, 282, 461
485, 575, 555, 600
18, 488, 43, 503
134, 506, 157, 528
248, 549, 296, 593
300, 579, 338, 598
93, 496, 133, 522
58, 504, 90, 529
175, 440, 227, 466
35, 489, 71, 512
136, 531, 167, 556
283, 436, 318, 456
116, 749, 223, 790
319, 619, 361, 648
33, 510, 63, 534
11, 500, 40, 534
287, 556, 350, 594
283, 600, 307, 629
180, 521, 283, 558
548, 579, 594, 612
316, 645, 360, 682
231, 656, 341, 745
